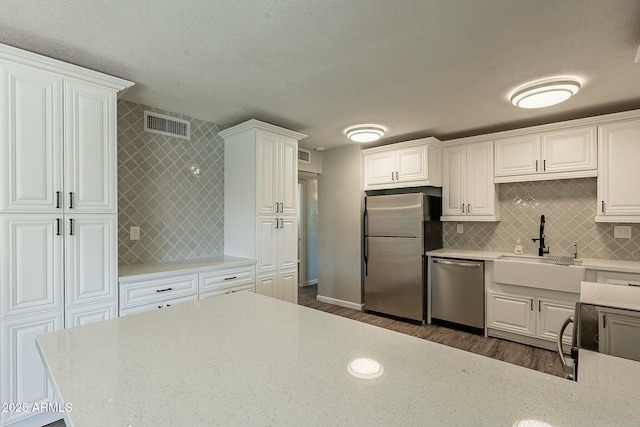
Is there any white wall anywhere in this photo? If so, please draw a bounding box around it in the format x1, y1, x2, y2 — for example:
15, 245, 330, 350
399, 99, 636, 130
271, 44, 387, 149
317, 144, 363, 304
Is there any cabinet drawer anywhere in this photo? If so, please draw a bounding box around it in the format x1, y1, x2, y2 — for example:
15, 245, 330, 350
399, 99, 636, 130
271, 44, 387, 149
199, 283, 255, 300
596, 271, 640, 287
199, 267, 255, 293
120, 274, 198, 308
120, 294, 197, 317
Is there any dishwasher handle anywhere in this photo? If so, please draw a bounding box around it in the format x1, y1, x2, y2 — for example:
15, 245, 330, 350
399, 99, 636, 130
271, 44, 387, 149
432, 259, 482, 268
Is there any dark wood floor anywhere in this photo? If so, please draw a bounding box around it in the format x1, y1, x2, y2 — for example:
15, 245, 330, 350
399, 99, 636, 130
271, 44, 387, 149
299, 284, 566, 378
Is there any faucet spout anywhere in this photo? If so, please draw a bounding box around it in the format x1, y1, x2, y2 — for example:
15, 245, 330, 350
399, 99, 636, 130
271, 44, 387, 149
531, 214, 549, 256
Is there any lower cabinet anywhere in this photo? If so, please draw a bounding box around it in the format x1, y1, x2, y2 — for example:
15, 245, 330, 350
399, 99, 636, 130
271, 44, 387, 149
0, 311, 63, 426
487, 290, 576, 346
256, 269, 297, 303
120, 294, 197, 317
598, 307, 640, 362
65, 301, 117, 327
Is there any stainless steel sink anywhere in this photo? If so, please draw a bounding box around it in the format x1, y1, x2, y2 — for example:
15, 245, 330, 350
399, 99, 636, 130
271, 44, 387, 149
494, 255, 586, 293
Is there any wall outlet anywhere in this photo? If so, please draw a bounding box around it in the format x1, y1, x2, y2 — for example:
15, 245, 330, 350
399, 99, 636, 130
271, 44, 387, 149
129, 226, 141, 241
456, 223, 464, 234
614, 225, 632, 239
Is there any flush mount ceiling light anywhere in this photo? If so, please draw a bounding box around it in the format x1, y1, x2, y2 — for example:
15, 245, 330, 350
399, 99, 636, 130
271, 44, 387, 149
511, 78, 581, 109
345, 124, 386, 143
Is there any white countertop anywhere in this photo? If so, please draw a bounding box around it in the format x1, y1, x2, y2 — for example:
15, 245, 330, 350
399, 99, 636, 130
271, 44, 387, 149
37, 292, 640, 426
580, 281, 640, 310
118, 255, 256, 282
427, 249, 640, 272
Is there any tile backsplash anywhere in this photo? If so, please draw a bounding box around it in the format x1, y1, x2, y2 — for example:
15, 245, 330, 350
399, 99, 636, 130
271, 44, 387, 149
118, 100, 225, 265
443, 178, 640, 261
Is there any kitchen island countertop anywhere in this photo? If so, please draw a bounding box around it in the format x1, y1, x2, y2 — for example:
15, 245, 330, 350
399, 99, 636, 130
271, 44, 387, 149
37, 292, 640, 426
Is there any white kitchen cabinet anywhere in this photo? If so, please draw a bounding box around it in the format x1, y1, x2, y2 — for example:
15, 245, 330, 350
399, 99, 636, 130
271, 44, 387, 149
442, 140, 498, 221
596, 118, 640, 222
120, 294, 198, 317
0, 215, 64, 319
487, 290, 576, 346
199, 283, 255, 300
594, 270, 640, 287
65, 301, 117, 327
598, 307, 640, 362
0, 43, 133, 426
0, 311, 63, 426
494, 126, 596, 183
362, 138, 441, 190
221, 120, 306, 304
65, 215, 117, 309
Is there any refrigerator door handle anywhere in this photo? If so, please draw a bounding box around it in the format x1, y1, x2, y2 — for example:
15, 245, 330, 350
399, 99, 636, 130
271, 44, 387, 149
363, 206, 368, 275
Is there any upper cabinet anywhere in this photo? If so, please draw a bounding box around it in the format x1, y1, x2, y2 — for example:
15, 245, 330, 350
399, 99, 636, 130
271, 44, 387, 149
0, 53, 128, 214
442, 140, 498, 221
256, 130, 298, 216
596, 118, 640, 222
362, 138, 441, 190
494, 126, 597, 183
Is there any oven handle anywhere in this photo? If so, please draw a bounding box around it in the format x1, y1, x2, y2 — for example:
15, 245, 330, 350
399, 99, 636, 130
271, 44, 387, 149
557, 315, 575, 380
432, 259, 481, 268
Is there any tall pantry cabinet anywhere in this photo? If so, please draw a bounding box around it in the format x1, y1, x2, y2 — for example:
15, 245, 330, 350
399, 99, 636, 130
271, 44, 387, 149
220, 120, 307, 304
0, 44, 133, 427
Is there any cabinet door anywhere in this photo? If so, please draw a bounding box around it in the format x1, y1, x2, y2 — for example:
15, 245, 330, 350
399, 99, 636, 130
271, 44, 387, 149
466, 141, 495, 217
541, 126, 596, 173
0, 62, 63, 213
442, 145, 465, 216
256, 275, 277, 298
278, 217, 298, 271
256, 131, 279, 215
487, 291, 535, 336
0, 215, 63, 319
257, 217, 278, 274
595, 270, 640, 287
279, 136, 298, 215
396, 145, 428, 184
536, 298, 575, 345
0, 311, 63, 426
598, 120, 640, 218
277, 269, 297, 304
363, 150, 395, 188
64, 79, 117, 213
598, 309, 640, 362
65, 215, 117, 308
494, 135, 540, 177
65, 301, 117, 327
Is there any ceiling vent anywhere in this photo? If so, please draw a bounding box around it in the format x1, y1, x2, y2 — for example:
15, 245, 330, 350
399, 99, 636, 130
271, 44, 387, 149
298, 148, 311, 163
144, 111, 190, 140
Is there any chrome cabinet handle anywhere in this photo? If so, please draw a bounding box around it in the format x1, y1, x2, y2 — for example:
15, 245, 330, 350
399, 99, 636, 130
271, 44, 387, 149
432, 259, 481, 268
279, 218, 283, 229
275, 219, 279, 229
543, 159, 546, 171
279, 202, 284, 212
155, 288, 173, 293
275, 202, 279, 213
530, 299, 534, 310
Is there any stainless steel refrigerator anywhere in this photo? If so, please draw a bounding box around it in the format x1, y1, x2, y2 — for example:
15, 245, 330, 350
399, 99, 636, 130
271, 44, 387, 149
363, 193, 442, 322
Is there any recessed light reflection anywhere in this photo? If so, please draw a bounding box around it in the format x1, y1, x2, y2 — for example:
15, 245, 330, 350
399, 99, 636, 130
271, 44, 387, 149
513, 420, 554, 427
348, 358, 384, 379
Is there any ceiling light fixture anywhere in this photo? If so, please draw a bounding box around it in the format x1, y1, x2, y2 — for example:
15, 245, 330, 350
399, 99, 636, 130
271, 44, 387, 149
510, 78, 581, 109
345, 124, 386, 143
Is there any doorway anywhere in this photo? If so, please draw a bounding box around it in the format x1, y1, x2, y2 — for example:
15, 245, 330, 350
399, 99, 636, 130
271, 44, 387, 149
297, 174, 318, 293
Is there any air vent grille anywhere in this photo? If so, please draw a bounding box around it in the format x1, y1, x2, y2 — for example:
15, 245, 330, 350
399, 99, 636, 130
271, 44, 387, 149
298, 148, 311, 163
144, 111, 190, 139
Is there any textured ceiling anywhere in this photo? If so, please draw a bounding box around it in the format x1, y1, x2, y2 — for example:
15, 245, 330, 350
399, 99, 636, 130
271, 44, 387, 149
1, 0, 639, 149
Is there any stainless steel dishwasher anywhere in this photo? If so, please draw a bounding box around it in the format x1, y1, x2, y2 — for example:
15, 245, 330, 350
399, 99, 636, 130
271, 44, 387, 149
431, 258, 484, 330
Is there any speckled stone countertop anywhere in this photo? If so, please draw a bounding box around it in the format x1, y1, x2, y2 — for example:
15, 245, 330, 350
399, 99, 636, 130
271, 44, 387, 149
37, 292, 640, 427
427, 249, 640, 273
118, 255, 256, 283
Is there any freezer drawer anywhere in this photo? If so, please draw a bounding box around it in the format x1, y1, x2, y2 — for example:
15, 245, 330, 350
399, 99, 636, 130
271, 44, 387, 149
431, 258, 484, 329
364, 236, 424, 321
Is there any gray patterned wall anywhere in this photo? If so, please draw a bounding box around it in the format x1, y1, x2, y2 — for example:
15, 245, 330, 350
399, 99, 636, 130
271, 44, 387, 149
443, 178, 640, 261
117, 100, 224, 265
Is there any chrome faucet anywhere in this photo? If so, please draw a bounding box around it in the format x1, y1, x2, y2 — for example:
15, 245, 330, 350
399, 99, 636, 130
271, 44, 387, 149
532, 214, 550, 257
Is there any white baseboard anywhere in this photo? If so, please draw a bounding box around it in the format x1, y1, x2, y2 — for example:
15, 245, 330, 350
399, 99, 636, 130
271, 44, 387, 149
316, 294, 364, 311
303, 279, 318, 286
